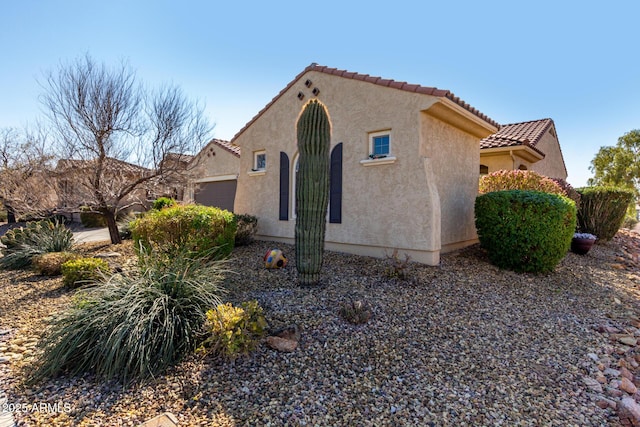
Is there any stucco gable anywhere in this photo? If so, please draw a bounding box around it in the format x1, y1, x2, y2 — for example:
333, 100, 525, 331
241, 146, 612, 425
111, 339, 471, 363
231, 63, 499, 144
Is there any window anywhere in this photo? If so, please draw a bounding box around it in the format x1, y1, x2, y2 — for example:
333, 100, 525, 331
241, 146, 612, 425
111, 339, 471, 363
253, 150, 266, 171
370, 131, 391, 158
480, 165, 489, 175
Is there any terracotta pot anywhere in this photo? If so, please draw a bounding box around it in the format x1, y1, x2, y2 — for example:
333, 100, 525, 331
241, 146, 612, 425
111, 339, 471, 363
571, 237, 595, 255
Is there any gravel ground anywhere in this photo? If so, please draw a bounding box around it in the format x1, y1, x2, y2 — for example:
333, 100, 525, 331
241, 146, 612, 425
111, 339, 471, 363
1, 232, 639, 426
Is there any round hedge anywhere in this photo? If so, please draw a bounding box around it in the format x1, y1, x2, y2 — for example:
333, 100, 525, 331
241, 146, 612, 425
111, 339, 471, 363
475, 190, 576, 273
131, 204, 237, 259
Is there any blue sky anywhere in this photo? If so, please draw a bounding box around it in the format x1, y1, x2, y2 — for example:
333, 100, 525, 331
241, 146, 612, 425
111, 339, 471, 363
1, 1, 638, 187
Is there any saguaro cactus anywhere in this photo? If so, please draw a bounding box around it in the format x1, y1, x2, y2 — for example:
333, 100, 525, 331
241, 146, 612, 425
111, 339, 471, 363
295, 99, 331, 285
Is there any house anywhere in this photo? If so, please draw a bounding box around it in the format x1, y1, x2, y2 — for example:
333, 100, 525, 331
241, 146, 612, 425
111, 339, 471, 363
480, 118, 568, 180
184, 138, 241, 212
228, 63, 501, 265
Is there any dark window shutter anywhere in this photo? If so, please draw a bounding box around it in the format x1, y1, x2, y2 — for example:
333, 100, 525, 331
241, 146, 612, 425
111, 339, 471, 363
329, 143, 343, 223
279, 152, 289, 220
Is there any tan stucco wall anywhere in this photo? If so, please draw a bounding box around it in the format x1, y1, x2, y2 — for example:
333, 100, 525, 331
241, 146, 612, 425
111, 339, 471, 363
530, 129, 568, 180
420, 114, 481, 248
481, 153, 518, 173
185, 141, 240, 203
234, 70, 487, 264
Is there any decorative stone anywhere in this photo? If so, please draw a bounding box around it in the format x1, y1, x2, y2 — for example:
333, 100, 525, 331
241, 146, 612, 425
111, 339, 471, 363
596, 398, 617, 410
94, 252, 122, 258
622, 378, 638, 394
605, 368, 622, 377
620, 336, 638, 347
583, 376, 603, 393
596, 372, 608, 384
607, 387, 624, 398
618, 397, 640, 426
266, 336, 298, 352
587, 353, 600, 362
621, 367, 634, 381
272, 324, 301, 342
139, 412, 179, 427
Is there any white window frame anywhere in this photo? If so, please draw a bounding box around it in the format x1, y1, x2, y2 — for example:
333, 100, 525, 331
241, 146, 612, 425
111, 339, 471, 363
249, 150, 266, 176
360, 130, 396, 166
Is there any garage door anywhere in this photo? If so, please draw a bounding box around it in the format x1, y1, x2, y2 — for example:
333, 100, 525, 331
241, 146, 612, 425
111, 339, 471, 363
194, 180, 237, 212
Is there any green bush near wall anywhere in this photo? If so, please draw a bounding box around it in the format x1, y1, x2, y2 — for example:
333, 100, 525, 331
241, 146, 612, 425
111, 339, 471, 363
475, 190, 576, 273
80, 206, 107, 228
576, 186, 635, 241
130, 204, 237, 259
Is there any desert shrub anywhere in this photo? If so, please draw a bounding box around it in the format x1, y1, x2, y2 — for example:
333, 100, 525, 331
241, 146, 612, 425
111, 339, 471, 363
28, 250, 226, 384
33, 252, 79, 276
340, 299, 373, 325
623, 215, 639, 229
80, 206, 106, 228
0, 219, 74, 269
576, 187, 635, 241
479, 170, 566, 196
152, 197, 176, 210
234, 214, 258, 246
61, 257, 110, 288
383, 249, 411, 279
0, 210, 7, 222
200, 300, 267, 360
131, 204, 237, 259
475, 190, 576, 273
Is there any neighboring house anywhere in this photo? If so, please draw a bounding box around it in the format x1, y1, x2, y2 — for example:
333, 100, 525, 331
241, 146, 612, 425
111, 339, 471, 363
184, 139, 241, 212
56, 157, 161, 215
229, 63, 500, 265
480, 118, 568, 180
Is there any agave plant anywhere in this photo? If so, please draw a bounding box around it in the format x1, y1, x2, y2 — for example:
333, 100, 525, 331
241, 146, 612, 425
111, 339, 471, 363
0, 219, 74, 269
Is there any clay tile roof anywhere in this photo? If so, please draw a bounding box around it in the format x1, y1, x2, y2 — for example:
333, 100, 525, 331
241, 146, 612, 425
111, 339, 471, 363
209, 138, 241, 157
231, 63, 499, 142
481, 119, 553, 156
56, 157, 151, 174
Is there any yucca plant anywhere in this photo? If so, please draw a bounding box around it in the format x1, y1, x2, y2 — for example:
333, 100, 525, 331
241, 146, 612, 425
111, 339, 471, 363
28, 249, 227, 384
0, 219, 74, 269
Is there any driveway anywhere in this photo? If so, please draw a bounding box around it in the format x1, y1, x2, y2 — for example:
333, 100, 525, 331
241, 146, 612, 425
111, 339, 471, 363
72, 227, 111, 243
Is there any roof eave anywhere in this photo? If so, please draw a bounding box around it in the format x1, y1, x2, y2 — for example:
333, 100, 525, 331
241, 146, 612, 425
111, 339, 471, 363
480, 145, 545, 162
425, 98, 499, 139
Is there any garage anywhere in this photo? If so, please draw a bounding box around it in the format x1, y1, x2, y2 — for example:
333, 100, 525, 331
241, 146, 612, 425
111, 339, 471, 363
194, 179, 237, 212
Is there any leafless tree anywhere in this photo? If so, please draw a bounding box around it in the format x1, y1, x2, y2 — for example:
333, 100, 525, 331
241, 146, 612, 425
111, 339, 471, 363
0, 126, 57, 223
41, 55, 212, 243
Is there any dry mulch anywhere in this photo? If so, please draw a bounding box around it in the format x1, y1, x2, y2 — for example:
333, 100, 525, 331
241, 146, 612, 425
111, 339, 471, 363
0, 231, 639, 426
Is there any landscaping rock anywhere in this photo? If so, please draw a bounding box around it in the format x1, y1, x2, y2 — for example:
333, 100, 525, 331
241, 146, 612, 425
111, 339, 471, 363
266, 336, 298, 352
619, 397, 640, 426
622, 378, 639, 394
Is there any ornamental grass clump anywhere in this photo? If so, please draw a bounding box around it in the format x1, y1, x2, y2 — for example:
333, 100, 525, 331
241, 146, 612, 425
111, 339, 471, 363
475, 190, 576, 273
0, 219, 74, 269
28, 250, 226, 384
130, 204, 237, 260
576, 186, 635, 241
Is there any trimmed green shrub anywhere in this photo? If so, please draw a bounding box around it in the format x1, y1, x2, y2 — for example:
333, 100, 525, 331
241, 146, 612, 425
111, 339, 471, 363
576, 187, 635, 241
33, 252, 79, 276
234, 213, 258, 246
0, 220, 74, 269
152, 197, 176, 210
475, 190, 576, 273
131, 204, 237, 259
61, 257, 110, 288
479, 170, 566, 196
29, 250, 226, 384
80, 206, 107, 228
199, 300, 267, 360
